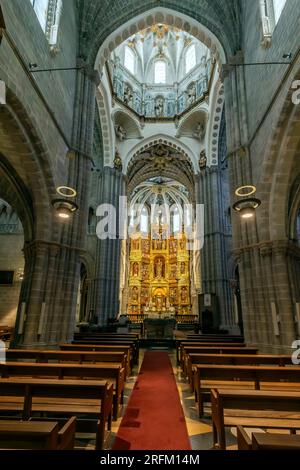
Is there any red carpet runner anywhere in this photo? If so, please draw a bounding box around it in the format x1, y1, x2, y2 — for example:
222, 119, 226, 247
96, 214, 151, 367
112, 351, 191, 450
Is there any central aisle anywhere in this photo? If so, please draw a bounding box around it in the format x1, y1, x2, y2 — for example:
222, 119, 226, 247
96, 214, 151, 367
113, 351, 191, 450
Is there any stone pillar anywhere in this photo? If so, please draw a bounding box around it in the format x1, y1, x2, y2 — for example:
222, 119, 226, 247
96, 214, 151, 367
195, 170, 234, 330
12, 240, 81, 348
12, 67, 98, 348
222, 54, 300, 351
90, 166, 126, 325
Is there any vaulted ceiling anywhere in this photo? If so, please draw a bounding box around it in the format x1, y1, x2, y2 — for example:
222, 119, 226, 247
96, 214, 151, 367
78, 0, 241, 64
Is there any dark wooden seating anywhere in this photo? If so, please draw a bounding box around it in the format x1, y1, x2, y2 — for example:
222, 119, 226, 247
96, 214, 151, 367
60, 343, 134, 369
177, 341, 247, 364
211, 389, 300, 450
176, 339, 246, 363
186, 334, 244, 342
71, 339, 139, 365
180, 346, 257, 371
0, 378, 113, 450
73, 334, 140, 362
7, 349, 130, 375
237, 426, 300, 450
186, 354, 294, 391
195, 365, 300, 417
0, 361, 125, 420
0, 417, 76, 450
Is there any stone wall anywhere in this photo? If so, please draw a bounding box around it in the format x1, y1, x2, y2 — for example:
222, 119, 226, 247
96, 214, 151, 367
0, 233, 24, 326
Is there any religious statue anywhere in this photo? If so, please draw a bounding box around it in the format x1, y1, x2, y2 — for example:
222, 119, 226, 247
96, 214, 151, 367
142, 239, 150, 254
154, 97, 164, 118
181, 286, 188, 303
180, 262, 185, 275
179, 238, 185, 250
142, 264, 149, 280
170, 240, 177, 254
132, 262, 139, 277
123, 85, 133, 106
155, 258, 163, 279
132, 239, 139, 251
199, 150, 207, 171
170, 287, 177, 304
193, 122, 205, 141
131, 286, 139, 302
187, 83, 196, 106
114, 150, 123, 171
170, 264, 177, 280
141, 288, 149, 304
115, 124, 127, 141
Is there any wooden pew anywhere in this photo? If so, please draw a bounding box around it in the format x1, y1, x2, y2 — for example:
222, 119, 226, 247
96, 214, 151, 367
186, 334, 244, 342
211, 389, 300, 450
195, 364, 300, 417
177, 342, 247, 364
252, 433, 300, 451
0, 418, 76, 450
73, 334, 139, 351
0, 378, 113, 450
180, 346, 257, 372
71, 340, 139, 366
60, 343, 134, 369
186, 354, 293, 391
74, 333, 139, 339
176, 338, 246, 364
6, 349, 130, 376
0, 362, 125, 420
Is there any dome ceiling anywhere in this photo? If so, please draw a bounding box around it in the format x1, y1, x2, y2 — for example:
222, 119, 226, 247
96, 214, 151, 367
110, 24, 213, 119
112, 24, 210, 85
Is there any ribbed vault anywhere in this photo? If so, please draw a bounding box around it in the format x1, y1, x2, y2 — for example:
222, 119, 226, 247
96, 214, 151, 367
126, 143, 195, 197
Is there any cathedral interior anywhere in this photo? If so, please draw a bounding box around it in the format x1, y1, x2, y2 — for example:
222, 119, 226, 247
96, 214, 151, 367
0, 0, 300, 454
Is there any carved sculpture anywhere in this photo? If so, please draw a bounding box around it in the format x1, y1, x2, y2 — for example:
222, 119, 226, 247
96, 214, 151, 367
154, 97, 164, 117
199, 150, 207, 170
115, 124, 127, 141
123, 85, 133, 106
187, 83, 196, 106
193, 122, 205, 141
114, 150, 123, 171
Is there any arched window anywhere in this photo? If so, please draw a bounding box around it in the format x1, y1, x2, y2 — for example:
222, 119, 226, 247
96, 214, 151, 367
154, 61, 166, 84
273, 0, 287, 23
173, 207, 181, 234
30, 0, 62, 46
30, 0, 48, 31
185, 45, 196, 74
124, 46, 135, 75
140, 207, 149, 234
260, 0, 287, 39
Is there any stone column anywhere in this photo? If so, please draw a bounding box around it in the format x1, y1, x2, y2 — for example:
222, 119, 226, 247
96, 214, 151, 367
90, 166, 126, 325
222, 54, 300, 351
195, 169, 234, 330
12, 67, 98, 348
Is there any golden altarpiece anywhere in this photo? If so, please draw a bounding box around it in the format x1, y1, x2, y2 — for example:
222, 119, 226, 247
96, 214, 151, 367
127, 218, 191, 318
